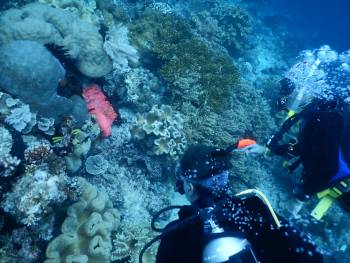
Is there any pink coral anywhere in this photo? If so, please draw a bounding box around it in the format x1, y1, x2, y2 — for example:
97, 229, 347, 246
83, 84, 117, 137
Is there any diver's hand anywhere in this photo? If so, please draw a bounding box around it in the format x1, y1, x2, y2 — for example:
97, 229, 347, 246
240, 143, 266, 156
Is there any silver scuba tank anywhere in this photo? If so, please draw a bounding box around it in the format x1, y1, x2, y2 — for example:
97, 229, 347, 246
201, 208, 259, 263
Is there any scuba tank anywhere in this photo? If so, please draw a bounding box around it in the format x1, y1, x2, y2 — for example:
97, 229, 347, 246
201, 207, 259, 263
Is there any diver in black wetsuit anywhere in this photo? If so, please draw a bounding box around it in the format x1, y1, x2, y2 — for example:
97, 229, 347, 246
244, 82, 350, 218
139, 145, 323, 263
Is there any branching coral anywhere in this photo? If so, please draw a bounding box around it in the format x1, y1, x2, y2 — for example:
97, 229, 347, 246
191, 3, 252, 53
123, 68, 164, 112
129, 10, 240, 111
2, 168, 68, 226
0, 125, 20, 178
181, 82, 276, 147
130, 104, 187, 158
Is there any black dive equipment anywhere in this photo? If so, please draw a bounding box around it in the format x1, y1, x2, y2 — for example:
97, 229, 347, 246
201, 207, 258, 263
138, 203, 259, 263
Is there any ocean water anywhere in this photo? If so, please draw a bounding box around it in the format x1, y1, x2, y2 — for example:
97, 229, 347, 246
0, 0, 349, 262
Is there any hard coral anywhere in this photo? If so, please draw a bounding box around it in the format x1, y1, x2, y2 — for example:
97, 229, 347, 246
129, 10, 240, 111
83, 84, 118, 137
191, 3, 252, 53
0, 3, 112, 78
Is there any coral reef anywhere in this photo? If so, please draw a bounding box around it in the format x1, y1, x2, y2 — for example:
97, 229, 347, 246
191, 2, 252, 53
5, 105, 36, 133
88, 162, 174, 262
2, 168, 67, 226
38, 0, 100, 25
103, 24, 139, 73
129, 9, 240, 111
0, 3, 112, 77
2, 138, 69, 226
131, 104, 187, 158
123, 68, 164, 112
0, 40, 71, 119
0, 1, 348, 262
0, 125, 13, 159
45, 177, 120, 263
85, 154, 109, 176
181, 82, 276, 147
38, 117, 56, 135
0, 125, 20, 178
64, 129, 92, 173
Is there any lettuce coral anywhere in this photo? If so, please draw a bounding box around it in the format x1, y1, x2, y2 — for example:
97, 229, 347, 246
130, 104, 187, 158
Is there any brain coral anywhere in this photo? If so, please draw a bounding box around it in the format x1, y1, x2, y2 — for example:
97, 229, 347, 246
0, 3, 112, 78
130, 105, 187, 158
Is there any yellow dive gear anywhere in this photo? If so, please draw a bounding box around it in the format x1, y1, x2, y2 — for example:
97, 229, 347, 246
311, 180, 350, 220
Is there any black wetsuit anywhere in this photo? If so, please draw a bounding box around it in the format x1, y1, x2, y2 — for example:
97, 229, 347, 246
156, 195, 323, 263
267, 101, 350, 197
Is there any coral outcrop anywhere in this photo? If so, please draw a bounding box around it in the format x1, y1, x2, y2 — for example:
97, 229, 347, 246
131, 104, 187, 158
129, 9, 240, 111
0, 3, 112, 77
191, 2, 252, 53
45, 177, 120, 263
0, 40, 72, 119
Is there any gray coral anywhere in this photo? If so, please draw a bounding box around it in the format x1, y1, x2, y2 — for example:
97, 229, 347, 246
0, 40, 75, 119
0, 3, 112, 77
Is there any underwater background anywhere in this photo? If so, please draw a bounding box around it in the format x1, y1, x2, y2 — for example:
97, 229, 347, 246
0, 0, 349, 262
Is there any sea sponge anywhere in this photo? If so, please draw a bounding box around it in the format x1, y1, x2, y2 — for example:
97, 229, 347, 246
45, 177, 120, 263
130, 105, 187, 158
0, 3, 112, 78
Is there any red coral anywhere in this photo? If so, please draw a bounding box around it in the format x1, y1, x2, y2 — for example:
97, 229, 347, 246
83, 84, 117, 137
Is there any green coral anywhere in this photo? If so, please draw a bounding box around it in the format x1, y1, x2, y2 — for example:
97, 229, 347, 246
129, 10, 240, 111
45, 177, 120, 263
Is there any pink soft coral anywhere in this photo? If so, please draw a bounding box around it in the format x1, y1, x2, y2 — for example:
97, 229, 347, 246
83, 84, 117, 137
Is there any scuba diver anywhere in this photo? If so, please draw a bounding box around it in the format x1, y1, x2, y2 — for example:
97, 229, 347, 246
139, 144, 323, 263
243, 46, 350, 219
